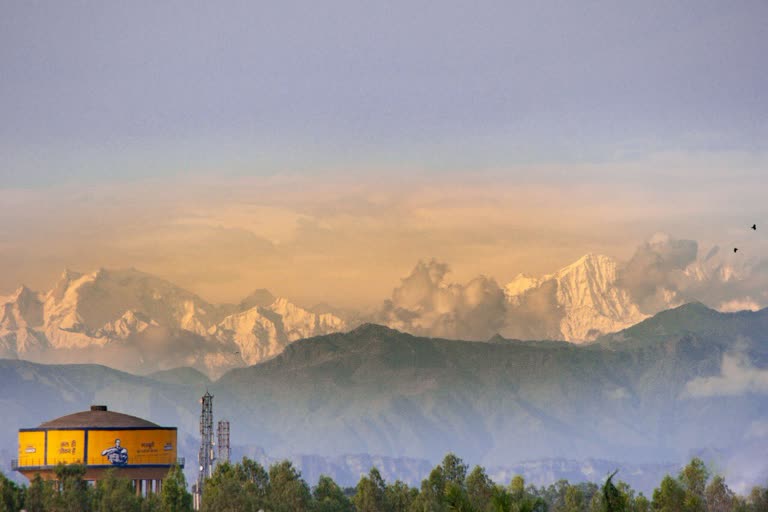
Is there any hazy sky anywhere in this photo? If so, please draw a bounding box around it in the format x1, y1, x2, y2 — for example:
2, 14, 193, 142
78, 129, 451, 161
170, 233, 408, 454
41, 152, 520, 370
1, 1, 767, 307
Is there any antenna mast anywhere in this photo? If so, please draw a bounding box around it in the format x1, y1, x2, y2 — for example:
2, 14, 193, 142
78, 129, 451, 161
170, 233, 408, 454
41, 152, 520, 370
217, 420, 230, 464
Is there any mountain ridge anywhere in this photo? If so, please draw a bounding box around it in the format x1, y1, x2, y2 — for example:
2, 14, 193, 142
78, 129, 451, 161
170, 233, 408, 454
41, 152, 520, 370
1, 247, 762, 376
0, 267, 346, 378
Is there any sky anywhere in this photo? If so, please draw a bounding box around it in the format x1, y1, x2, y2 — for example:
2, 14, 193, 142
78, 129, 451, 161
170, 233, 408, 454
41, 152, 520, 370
1, 1, 767, 308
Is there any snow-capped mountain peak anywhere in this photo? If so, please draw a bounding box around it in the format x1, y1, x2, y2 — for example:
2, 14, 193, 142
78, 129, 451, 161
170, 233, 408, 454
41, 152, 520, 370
0, 268, 347, 377
503, 253, 647, 342
0, 285, 44, 331
212, 297, 347, 365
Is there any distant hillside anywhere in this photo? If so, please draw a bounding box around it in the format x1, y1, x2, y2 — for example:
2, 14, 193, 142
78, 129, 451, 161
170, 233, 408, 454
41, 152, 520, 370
147, 366, 212, 387
1, 303, 767, 489
214, 305, 768, 477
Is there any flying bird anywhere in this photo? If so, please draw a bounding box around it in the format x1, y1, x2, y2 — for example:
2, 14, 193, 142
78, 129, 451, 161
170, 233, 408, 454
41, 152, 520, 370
734, 248, 738, 253
752, 224, 757, 230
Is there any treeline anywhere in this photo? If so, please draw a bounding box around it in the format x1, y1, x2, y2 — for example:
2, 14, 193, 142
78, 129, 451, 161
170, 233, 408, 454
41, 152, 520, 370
1, 454, 767, 512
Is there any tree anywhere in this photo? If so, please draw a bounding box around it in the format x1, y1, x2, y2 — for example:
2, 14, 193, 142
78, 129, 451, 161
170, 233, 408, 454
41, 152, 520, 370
313, 475, 353, 512
602, 472, 627, 512
616, 482, 635, 511
678, 459, 709, 512
546, 480, 571, 512
267, 460, 311, 512
200, 458, 272, 512
410, 466, 447, 512
504, 476, 545, 512
92, 468, 141, 512
491, 486, 512, 512
352, 468, 387, 512
510, 477, 526, 502
385, 480, 416, 512
25, 473, 54, 512
240, 457, 269, 507
441, 454, 469, 489
580, 483, 600, 511
160, 464, 192, 512
704, 476, 733, 512
201, 461, 253, 512
50, 464, 91, 512
444, 481, 472, 512
0, 470, 24, 512
730, 495, 749, 512
589, 489, 604, 512
564, 485, 585, 512
633, 493, 650, 512
747, 485, 768, 512
466, 466, 494, 512
141, 492, 162, 512
651, 476, 685, 512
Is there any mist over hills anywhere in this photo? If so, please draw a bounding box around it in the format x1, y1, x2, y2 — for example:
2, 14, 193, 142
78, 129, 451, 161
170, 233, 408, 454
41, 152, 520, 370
1, 303, 767, 492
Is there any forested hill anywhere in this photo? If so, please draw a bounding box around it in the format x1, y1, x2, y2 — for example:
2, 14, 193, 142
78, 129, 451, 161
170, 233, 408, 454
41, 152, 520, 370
214, 304, 768, 473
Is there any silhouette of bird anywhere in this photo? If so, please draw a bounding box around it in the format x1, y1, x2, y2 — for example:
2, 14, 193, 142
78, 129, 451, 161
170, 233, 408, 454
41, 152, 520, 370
734, 248, 738, 253
752, 224, 757, 230
234, 351, 240, 355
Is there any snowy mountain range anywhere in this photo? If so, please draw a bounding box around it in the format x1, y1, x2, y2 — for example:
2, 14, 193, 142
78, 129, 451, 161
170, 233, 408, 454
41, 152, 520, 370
500, 243, 763, 342
0, 268, 346, 378
1, 241, 760, 375
377, 237, 759, 344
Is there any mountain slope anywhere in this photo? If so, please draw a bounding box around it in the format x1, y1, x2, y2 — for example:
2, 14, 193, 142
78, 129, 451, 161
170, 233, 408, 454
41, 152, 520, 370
1, 304, 767, 488
215, 307, 768, 474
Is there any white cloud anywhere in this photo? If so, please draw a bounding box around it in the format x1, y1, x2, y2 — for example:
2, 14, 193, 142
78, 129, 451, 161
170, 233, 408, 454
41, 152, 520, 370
717, 299, 762, 313
378, 260, 506, 341
685, 352, 768, 397
617, 233, 698, 314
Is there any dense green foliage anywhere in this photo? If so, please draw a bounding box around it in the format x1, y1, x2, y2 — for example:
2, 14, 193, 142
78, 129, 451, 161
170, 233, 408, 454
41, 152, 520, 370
161, 465, 193, 512
1, 455, 766, 512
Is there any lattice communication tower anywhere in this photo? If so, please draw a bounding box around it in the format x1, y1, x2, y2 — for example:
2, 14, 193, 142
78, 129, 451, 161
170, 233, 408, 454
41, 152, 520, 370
197, 391, 215, 498
217, 420, 230, 464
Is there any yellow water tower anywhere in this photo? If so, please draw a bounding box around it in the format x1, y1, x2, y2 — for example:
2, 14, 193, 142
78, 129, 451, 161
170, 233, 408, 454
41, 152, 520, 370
14, 405, 183, 494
